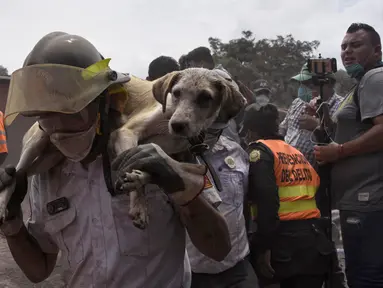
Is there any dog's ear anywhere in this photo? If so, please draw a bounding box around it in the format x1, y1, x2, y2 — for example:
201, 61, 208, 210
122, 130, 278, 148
152, 71, 181, 113
215, 79, 247, 122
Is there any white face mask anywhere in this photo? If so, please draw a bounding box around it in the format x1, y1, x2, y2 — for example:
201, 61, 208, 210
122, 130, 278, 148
255, 94, 270, 106
49, 123, 97, 162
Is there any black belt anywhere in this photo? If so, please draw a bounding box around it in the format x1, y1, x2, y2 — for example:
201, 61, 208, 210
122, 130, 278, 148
278, 218, 321, 231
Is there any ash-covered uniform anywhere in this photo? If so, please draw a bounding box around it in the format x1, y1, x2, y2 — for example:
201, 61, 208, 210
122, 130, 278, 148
27, 156, 186, 288
186, 136, 258, 288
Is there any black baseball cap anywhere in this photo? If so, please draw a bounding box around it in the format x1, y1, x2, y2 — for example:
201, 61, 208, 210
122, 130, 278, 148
240, 103, 279, 133
253, 79, 271, 94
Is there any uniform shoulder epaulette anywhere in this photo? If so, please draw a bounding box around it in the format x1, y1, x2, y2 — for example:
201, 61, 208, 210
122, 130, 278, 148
248, 140, 262, 147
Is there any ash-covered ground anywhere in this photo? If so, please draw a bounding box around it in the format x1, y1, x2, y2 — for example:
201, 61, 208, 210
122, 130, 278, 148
0, 199, 345, 288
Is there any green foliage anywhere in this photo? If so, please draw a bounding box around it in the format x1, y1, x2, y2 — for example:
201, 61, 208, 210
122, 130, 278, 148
0, 65, 9, 76
209, 30, 352, 107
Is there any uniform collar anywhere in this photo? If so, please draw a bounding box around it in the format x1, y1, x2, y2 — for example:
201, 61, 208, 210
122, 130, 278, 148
249, 135, 284, 145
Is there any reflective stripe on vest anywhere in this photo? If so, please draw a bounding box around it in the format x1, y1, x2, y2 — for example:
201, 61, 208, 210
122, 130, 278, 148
0, 112, 7, 153
250, 203, 257, 221
258, 139, 320, 221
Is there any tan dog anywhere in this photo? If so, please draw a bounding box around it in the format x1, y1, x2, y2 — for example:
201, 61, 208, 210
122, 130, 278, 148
0, 68, 246, 229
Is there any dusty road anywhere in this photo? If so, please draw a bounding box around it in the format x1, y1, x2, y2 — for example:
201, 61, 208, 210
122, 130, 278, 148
0, 196, 67, 288
0, 237, 67, 288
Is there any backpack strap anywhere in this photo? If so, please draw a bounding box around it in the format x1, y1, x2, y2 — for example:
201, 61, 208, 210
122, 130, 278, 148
352, 64, 383, 123
352, 82, 363, 123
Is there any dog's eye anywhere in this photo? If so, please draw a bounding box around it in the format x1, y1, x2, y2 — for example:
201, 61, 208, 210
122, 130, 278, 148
196, 91, 213, 108
173, 89, 181, 98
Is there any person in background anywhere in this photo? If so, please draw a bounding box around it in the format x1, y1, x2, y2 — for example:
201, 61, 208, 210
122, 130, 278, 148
0, 110, 8, 165
179, 47, 215, 70
253, 79, 272, 106
252, 79, 289, 126
279, 65, 346, 287
179, 46, 258, 288
146, 55, 180, 81
279, 64, 343, 169
245, 103, 332, 288
315, 23, 383, 287
178, 54, 189, 71
186, 133, 259, 288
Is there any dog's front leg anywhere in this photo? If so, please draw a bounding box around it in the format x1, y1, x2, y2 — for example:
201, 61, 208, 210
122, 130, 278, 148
110, 128, 149, 229
0, 180, 16, 223
121, 170, 151, 229
0, 124, 51, 222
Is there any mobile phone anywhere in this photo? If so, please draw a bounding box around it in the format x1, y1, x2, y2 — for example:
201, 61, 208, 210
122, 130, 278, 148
307, 58, 337, 75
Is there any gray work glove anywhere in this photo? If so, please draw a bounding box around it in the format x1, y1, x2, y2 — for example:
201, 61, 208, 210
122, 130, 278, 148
111, 143, 207, 206
0, 166, 28, 222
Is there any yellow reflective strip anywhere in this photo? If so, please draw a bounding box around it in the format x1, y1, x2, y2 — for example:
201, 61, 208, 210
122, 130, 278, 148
81, 58, 112, 80
250, 204, 257, 220
336, 88, 355, 113
96, 113, 101, 135
279, 199, 317, 214
278, 185, 317, 199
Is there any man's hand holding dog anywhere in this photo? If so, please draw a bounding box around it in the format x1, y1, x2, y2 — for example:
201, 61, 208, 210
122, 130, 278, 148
112, 143, 207, 206
112, 143, 231, 261
0, 166, 28, 236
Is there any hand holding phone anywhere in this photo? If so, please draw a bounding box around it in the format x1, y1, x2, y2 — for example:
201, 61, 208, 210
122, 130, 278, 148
314, 142, 341, 164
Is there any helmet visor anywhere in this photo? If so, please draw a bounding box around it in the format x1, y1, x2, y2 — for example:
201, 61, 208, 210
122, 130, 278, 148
5, 63, 130, 126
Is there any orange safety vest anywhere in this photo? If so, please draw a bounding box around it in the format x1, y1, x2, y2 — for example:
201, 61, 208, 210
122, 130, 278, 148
0, 111, 8, 153
252, 139, 320, 221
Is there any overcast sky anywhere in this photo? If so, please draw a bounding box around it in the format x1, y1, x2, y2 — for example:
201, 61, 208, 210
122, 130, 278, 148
1, 0, 382, 78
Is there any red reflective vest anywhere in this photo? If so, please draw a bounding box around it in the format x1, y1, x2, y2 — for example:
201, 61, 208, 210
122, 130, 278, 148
0, 111, 7, 153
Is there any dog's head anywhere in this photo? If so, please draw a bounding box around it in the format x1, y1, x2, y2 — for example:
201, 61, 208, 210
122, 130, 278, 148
152, 68, 246, 138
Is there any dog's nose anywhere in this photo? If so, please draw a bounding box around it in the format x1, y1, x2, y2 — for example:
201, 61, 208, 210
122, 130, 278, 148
171, 122, 189, 134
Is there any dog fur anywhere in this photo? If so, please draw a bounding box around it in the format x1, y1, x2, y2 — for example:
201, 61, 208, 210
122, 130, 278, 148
0, 68, 246, 229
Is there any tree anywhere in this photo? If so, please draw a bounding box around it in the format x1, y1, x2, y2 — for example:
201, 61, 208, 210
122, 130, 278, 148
0, 65, 9, 76
208, 31, 320, 107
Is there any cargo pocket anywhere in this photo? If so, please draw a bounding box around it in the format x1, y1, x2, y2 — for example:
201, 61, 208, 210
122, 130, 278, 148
271, 232, 295, 264
270, 233, 296, 278
111, 194, 149, 257
271, 230, 320, 277
219, 166, 245, 208
44, 206, 84, 267
313, 226, 333, 274
315, 229, 333, 256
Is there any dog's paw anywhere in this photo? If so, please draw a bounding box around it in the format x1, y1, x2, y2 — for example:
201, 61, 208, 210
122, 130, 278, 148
130, 206, 149, 230
124, 170, 151, 189
132, 214, 148, 230
129, 191, 149, 230
117, 170, 151, 193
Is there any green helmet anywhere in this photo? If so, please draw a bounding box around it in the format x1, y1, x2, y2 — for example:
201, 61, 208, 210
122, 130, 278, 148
291, 64, 313, 82
23, 32, 103, 68
5, 32, 130, 125
291, 63, 336, 83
